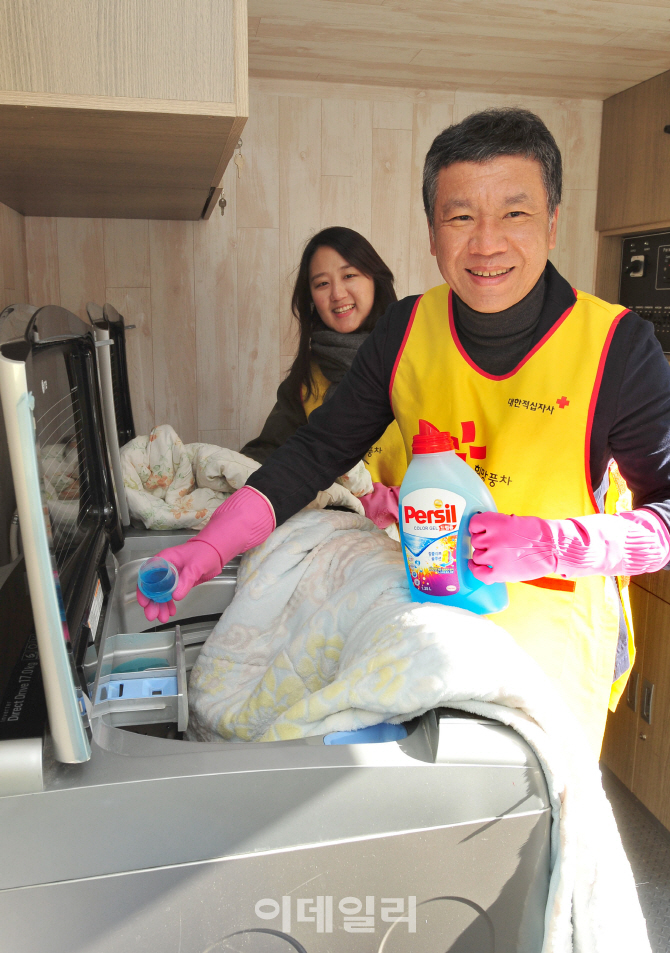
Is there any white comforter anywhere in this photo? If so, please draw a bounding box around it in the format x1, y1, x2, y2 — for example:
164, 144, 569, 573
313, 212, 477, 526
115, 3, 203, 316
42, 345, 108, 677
188, 508, 649, 953
120, 424, 371, 530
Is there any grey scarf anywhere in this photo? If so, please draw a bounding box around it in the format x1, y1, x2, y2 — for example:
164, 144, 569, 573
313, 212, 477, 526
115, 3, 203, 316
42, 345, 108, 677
310, 318, 368, 399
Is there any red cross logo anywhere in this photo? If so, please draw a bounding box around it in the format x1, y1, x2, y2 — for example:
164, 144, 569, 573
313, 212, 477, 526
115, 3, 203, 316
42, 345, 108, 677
452, 420, 486, 461
556, 396, 570, 409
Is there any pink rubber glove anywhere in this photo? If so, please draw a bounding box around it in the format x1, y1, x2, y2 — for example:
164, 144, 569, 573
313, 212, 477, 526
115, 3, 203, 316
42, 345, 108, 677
468, 509, 670, 584
360, 483, 400, 529
137, 486, 275, 623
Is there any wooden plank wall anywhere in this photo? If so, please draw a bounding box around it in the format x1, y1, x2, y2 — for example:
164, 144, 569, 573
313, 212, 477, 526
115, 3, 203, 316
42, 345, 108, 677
0, 201, 29, 565
0, 202, 28, 309
23, 78, 602, 450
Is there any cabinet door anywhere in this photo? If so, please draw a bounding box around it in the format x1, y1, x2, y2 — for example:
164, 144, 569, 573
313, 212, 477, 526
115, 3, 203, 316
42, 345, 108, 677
601, 582, 647, 789
0, 0, 248, 220
597, 70, 670, 232
631, 587, 670, 828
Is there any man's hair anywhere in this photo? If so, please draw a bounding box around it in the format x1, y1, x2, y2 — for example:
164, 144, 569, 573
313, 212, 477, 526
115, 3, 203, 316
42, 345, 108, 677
422, 107, 562, 225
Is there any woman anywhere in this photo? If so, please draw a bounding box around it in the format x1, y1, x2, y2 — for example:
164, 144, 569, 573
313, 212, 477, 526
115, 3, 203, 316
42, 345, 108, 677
138, 228, 405, 624
240, 226, 407, 489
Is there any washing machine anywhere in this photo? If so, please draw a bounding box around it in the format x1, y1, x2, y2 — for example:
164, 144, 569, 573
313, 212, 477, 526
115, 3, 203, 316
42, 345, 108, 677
0, 302, 552, 952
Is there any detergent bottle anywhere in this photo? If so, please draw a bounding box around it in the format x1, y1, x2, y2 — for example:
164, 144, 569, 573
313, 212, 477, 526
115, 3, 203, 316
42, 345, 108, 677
398, 420, 508, 614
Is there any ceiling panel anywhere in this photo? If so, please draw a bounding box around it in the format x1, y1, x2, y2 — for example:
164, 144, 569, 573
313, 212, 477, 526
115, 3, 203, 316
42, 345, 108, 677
248, 0, 670, 99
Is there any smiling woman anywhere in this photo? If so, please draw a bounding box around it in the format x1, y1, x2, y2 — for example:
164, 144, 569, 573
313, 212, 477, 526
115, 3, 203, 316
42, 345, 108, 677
309, 245, 376, 335
240, 226, 408, 488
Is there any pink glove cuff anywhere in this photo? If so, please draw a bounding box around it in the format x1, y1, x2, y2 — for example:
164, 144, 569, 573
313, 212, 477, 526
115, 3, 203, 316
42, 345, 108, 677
567, 509, 670, 576
543, 510, 670, 578
619, 509, 670, 573
196, 485, 276, 569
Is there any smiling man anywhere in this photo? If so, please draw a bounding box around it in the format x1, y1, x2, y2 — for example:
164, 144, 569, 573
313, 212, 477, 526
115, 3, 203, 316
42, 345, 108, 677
140, 109, 670, 753
428, 155, 558, 315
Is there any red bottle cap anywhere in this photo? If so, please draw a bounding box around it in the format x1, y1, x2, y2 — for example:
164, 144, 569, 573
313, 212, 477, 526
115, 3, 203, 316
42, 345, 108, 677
412, 419, 454, 454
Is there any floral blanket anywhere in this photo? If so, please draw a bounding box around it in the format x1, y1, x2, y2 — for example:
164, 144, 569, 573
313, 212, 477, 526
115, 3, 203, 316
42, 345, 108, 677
188, 508, 649, 953
120, 424, 371, 530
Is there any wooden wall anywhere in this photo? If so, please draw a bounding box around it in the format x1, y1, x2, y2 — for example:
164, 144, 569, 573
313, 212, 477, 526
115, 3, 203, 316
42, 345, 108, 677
23, 78, 603, 450
0, 202, 28, 565
0, 203, 28, 309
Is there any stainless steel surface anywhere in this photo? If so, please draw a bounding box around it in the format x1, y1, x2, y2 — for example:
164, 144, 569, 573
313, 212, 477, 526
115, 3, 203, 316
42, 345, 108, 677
0, 810, 550, 952
175, 624, 188, 732
0, 737, 43, 796
108, 528, 239, 634
91, 322, 130, 526
1, 714, 550, 889
114, 562, 237, 634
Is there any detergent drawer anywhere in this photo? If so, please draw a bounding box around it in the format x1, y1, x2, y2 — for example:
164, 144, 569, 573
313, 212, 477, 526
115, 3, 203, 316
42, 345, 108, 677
90, 626, 188, 731
92, 543, 235, 733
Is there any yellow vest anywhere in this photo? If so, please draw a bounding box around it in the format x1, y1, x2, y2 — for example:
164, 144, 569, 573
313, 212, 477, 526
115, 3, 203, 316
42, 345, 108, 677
303, 362, 407, 486
390, 283, 631, 754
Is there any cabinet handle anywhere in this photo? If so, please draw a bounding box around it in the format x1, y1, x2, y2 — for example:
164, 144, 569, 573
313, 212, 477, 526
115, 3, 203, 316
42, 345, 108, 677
639, 733, 647, 741
641, 679, 654, 725
627, 671, 639, 711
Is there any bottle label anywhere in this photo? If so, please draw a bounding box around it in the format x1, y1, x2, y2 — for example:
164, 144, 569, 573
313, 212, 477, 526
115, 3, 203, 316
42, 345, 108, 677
401, 487, 466, 596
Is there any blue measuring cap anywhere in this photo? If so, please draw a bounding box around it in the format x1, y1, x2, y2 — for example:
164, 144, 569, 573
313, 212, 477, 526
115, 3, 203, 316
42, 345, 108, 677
137, 557, 179, 603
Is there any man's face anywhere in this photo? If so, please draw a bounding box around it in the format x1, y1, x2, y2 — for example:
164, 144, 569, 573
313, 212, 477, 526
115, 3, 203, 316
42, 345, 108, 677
428, 155, 558, 313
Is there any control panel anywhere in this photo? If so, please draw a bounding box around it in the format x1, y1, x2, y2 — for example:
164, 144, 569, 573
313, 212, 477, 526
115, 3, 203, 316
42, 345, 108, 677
620, 231, 670, 352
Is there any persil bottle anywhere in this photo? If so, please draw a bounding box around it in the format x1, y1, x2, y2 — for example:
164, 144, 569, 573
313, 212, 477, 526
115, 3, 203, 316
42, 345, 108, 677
399, 420, 508, 614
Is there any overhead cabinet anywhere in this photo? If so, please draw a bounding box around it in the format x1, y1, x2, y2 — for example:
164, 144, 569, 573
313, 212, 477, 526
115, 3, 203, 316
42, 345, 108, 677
597, 69, 670, 233
0, 0, 248, 220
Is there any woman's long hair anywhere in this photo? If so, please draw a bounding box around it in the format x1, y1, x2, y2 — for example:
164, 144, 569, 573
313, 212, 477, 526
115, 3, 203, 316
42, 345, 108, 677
285, 227, 396, 401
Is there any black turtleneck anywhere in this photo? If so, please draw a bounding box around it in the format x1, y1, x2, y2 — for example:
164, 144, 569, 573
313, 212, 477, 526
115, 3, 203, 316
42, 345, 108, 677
452, 273, 547, 376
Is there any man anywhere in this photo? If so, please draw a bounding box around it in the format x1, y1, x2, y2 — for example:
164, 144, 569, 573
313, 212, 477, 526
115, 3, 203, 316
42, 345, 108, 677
139, 109, 670, 753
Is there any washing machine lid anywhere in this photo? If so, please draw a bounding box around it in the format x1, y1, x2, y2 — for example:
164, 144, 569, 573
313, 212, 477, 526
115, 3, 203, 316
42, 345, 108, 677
0, 302, 123, 573
0, 304, 123, 763
86, 302, 136, 446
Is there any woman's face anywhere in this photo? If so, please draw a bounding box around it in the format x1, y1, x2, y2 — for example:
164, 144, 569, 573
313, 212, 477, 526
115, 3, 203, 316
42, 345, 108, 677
308, 246, 375, 334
